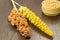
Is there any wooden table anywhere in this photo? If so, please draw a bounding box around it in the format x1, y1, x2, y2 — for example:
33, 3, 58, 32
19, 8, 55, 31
0, 0, 60, 40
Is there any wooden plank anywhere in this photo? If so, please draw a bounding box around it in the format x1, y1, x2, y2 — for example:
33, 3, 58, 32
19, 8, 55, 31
0, 0, 60, 40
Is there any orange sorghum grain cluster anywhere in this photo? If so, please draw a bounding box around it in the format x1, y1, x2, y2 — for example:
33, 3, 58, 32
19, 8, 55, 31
8, 8, 30, 38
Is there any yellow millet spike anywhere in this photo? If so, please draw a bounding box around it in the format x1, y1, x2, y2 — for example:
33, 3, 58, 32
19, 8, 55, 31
19, 6, 54, 37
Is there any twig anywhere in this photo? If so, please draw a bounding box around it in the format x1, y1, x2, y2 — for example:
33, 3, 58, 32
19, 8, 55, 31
11, 0, 18, 12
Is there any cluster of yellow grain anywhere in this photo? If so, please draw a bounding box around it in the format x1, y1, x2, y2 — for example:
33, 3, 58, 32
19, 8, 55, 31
19, 6, 54, 36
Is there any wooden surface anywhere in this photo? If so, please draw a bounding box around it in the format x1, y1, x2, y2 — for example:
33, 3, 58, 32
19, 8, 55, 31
0, 0, 60, 40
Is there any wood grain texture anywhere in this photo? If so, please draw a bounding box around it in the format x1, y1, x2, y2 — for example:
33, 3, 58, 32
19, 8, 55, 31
0, 0, 60, 40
